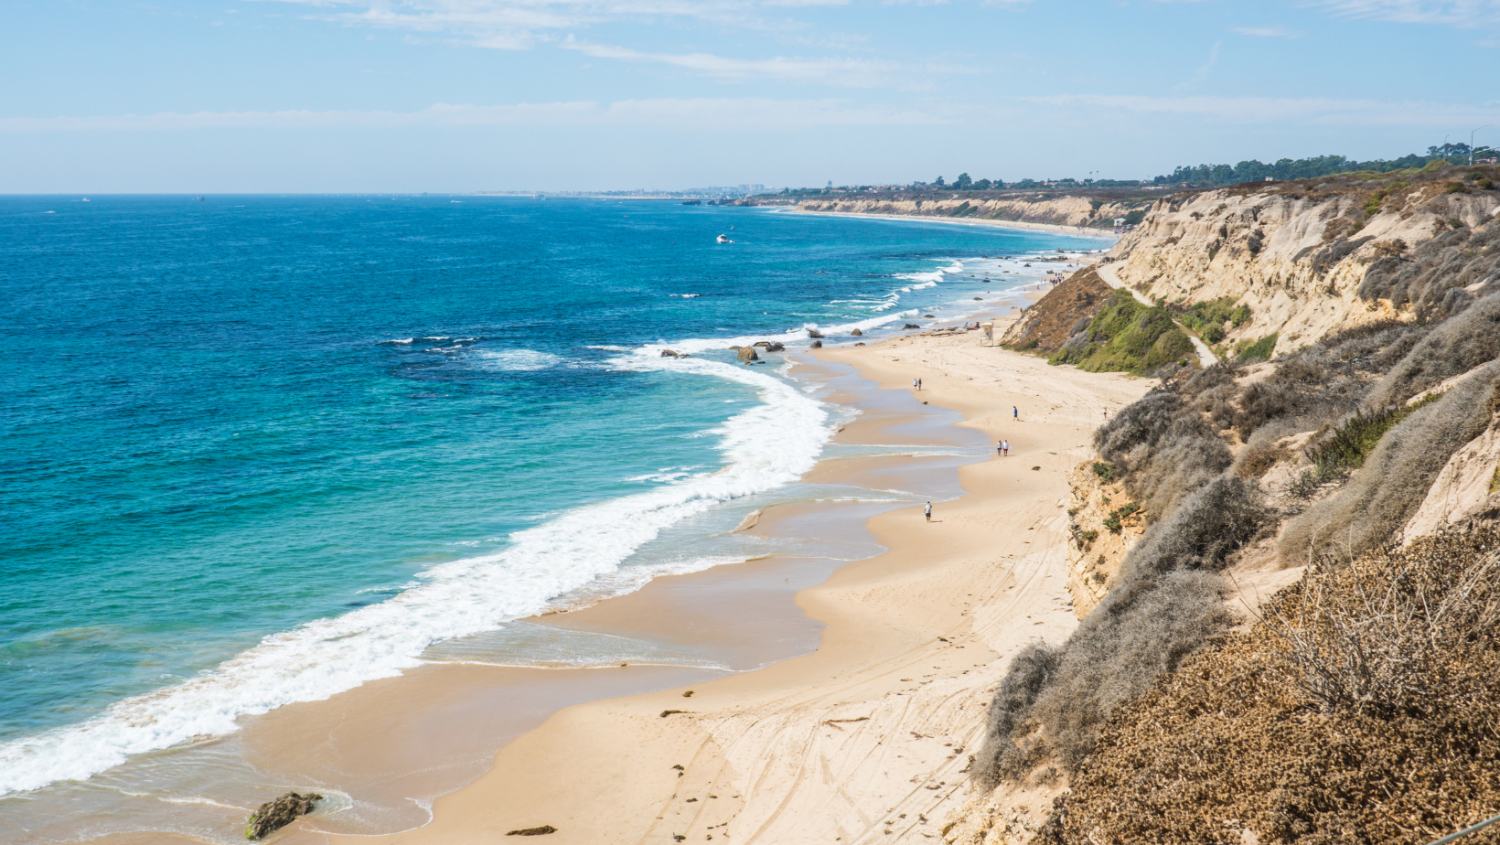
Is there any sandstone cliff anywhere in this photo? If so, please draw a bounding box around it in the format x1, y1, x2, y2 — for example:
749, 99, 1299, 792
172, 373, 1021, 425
797, 193, 1151, 231
1105, 164, 1500, 356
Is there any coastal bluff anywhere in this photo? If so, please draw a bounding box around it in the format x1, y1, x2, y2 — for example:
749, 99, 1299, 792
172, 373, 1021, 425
1105, 162, 1500, 356
791, 191, 1150, 231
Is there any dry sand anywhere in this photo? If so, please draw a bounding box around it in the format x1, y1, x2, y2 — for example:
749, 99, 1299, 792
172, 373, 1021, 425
785, 207, 1120, 239
321, 329, 1150, 845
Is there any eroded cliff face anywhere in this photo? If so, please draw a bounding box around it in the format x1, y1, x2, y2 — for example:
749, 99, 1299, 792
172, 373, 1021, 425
1063, 462, 1144, 618
1106, 170, 1500, 354
797, 194, 1145, 230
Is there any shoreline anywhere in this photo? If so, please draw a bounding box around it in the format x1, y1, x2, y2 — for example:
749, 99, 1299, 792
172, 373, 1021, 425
779, 206, 1123, 239
53, 281, 1105, 845
312, 320, 1150, 844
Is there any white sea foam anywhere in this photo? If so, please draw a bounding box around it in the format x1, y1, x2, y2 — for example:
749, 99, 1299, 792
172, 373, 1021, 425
379, 338, 414, 345
472, 349, 564, 371
0, 346, 831, 797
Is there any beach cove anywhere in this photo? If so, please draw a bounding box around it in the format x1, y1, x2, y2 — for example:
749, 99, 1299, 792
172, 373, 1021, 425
0, 198, 1121, 843
297, 316, 1150, 845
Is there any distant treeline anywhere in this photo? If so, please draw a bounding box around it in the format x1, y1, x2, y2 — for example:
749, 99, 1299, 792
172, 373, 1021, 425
1155, 143, 1496, 187
774, 143, 1497, 196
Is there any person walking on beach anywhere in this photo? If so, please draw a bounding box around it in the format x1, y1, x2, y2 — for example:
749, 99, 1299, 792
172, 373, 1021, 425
1012, 405, 1019, 421
925, 501, 932, 522
1003, 439, 1010, 456
996, 439, 1003, 457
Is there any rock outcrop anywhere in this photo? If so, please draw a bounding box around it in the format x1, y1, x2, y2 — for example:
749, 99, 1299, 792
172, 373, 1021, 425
246, 792, 320, 840
1403, 411, 1500, 542
1063, 461, 1145, 617
736, 346, 759, 363
1106, 165, 1500, 355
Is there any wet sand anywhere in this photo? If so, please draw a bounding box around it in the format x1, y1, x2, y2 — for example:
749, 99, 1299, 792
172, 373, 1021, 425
297, 323, 1151, 844
74, 291, 1148, 845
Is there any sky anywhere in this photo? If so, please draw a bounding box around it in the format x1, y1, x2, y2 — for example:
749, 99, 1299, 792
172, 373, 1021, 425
2, 0, 1498, 192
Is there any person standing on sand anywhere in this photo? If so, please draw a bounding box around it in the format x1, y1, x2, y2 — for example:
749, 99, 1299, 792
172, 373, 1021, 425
996, 440, 1003, 457
1013, 405, 1019, 420
925, 502, 932, 522
1003, 440, 1010, 456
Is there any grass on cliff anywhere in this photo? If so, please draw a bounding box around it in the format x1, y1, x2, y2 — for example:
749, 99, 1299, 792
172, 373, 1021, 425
1039, 530, 1500, 845
1174, 297, 1250, 345
1281, 363, 1500, 563
1301, 391, 1445, 483
1049, 289, 1196, 375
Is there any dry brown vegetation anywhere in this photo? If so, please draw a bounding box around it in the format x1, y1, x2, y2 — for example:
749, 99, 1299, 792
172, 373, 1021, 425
979, 279, 1500, 822
1038, 530, 1500, 845
1365, 295, 1500, 409
999, 267, 1114, 354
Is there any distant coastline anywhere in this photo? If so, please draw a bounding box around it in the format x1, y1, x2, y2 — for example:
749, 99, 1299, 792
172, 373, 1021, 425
779, 206, 1122, 239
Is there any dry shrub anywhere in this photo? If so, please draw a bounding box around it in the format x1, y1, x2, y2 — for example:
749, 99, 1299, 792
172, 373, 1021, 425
1230, 321, 1425, 441
1121, 477, 1268, 580
1024, 571, 1236, 774
1365, 293, 1500, 408
978, 481, 1265, 782
1095, 388, 1232, 518
1281, 363, 1500, 562
1042, 530, 1500, 845
1236, 440, 1285, 478
974, 642, 1061, 789
1266, 540, 1500, 715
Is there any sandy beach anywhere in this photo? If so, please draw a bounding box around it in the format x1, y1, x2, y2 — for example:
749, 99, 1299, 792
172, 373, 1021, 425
784, 207, 1118, 239
288, 320, 1149, 845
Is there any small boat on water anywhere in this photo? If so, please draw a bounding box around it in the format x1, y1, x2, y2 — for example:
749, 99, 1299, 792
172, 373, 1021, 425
717, 234, 731, 244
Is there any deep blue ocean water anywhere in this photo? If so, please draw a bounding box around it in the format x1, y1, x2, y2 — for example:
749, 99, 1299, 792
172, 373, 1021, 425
0, 195, 1103, 799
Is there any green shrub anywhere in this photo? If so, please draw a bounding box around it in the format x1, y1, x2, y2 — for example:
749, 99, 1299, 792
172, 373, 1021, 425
1092, 462, 1117, 482
1303, 392, 1443, 481
1104, 502, 1142, 534
1050, 290, 1196, 375
1236, 334, 1278, 363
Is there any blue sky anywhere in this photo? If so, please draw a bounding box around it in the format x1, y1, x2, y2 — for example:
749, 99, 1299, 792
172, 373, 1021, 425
2, 0, 1498, 192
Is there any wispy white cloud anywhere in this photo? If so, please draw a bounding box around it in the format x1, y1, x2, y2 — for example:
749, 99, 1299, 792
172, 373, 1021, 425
1176, 40, 1220, 89
561, 37, 947, 87
1032, 93, 1500, 126
256, 0, 780, 48
1233, 25, 1304, 38
0, 99, 951, 133
1318, 0, 1500, 29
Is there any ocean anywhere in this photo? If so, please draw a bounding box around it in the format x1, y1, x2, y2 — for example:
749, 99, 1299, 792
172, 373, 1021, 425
0, 195, 1105, 838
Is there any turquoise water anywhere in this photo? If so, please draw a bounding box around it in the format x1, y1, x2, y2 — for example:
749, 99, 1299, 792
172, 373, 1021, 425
0, 195, 1104, 799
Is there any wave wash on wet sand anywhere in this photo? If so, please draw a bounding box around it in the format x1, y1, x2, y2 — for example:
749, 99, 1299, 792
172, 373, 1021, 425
299, 316, 1151, 845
